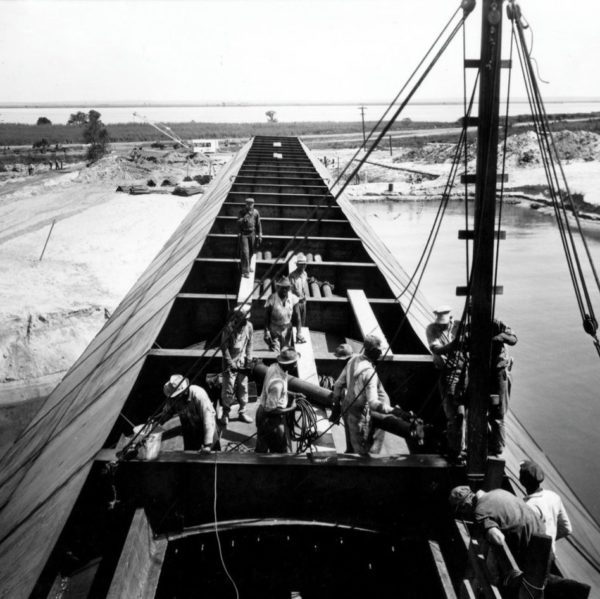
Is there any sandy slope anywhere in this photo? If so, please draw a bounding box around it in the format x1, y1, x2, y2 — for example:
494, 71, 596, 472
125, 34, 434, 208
0, 176, 198, 409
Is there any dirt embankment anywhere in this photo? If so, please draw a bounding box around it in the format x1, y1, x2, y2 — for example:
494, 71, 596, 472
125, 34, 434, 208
0, 146, 231, 451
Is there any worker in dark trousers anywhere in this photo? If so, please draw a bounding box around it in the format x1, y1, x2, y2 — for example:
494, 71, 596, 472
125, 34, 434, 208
219, 304, 254, 426
237, 197, 262, 278
255, 347, 299, 453
426, 305, 465, 462
489, 318, 517, 456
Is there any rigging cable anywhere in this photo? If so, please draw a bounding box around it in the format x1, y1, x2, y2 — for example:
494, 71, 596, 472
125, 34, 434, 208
511, 3, 600, 357
113, 1, 476, 461
491, 21, 516, 320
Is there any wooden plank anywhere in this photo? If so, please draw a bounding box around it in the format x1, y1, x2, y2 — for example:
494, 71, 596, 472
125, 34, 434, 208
459, 579, 477, 599
454, 520, 502, 599
147, 347, 433, 364
346, 289, 390, 355
293, 328, 338, 453
483, 457, 505, 491
428, 540, 458, 599
237, 252, 256, 305
107, 508, 167, 599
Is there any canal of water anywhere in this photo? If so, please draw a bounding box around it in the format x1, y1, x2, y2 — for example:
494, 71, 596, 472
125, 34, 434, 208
356, 199, 600, 522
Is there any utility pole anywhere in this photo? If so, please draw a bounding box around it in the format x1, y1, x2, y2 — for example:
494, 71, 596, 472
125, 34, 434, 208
389, 135, 393, 156
467, 0, 506, 477
358, 105, 366, 149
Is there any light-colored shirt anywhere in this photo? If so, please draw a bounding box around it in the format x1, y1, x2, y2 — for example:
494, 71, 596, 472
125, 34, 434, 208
426, 321, 458, 370
333, 354, 386, 417
525, 489, 572, 553
289, 269, 308, 299
179, 385, 216, 446
265, 292, 299, 335
259, 363, 289, 411
221, 321, 253, 369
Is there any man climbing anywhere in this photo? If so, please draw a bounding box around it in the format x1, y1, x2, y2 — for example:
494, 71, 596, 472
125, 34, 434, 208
489, 318, 517, 456
264, 275, 305, 352
255, 347, 301, 453
163, 374, 218, 453
219, 303, 254, 426
237, 197, 262, 278
426, 305, 466, 462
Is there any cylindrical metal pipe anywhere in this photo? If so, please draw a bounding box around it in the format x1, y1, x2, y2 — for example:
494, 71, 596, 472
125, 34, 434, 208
313, 254, 322, 263
306, 253, 314, 262
255, 251, 263, 260
251, 361, 412, 438
309, 281, 321, 298
321, 282, 333, 298
262, 278, 272, 298
252, 361, 333, 407
264, 250, 272, 260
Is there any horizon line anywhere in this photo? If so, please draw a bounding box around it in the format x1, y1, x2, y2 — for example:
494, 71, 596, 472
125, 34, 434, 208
2, 97, 600, 109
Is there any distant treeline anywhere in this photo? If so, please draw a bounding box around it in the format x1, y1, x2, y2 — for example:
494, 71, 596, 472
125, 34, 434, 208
1, 113, 599, 146
0, 119, 447, 146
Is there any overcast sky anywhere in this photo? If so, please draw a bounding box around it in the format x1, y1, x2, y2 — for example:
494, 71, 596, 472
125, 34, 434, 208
0, 0, 598, 105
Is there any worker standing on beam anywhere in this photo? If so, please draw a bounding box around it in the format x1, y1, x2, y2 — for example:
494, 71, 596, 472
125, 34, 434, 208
219, 304, 254, 426
237, 197, 262, 278
332, 335, 405, 456
289, 252, 309, 326
255, 347, 300, 453
264, 276, 306, 352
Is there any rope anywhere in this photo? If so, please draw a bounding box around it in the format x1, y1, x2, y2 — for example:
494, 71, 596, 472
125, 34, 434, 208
213, 458, 240, 599
511, 3, 600, 357
330, 3, 467, 191
117, 2, 474, 459
491, 23, 515, 320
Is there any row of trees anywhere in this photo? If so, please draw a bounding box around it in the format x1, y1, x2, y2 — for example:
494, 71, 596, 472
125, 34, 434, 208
35, 110, 109, 161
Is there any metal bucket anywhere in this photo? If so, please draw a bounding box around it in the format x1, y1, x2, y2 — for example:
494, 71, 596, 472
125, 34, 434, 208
133, 425, 163, 460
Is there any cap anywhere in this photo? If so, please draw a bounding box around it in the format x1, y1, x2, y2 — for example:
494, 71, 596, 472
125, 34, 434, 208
334, 343, 354, 359
245, 197, 255, 204
448, 485, 474, 511
163, 374, 189, 398
519, 460, 545, 485
278, 347, 299, 365
275, 276, 291, 288
433, 304, 452, 325
295, 253, 307, 264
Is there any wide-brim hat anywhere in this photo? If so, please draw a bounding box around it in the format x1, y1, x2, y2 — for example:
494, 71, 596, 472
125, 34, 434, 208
334, 343, 354, 359
163, 374, 189, 398
275, 276, 291, 288
433, 305, 452, 325
278, 347, 299, 365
